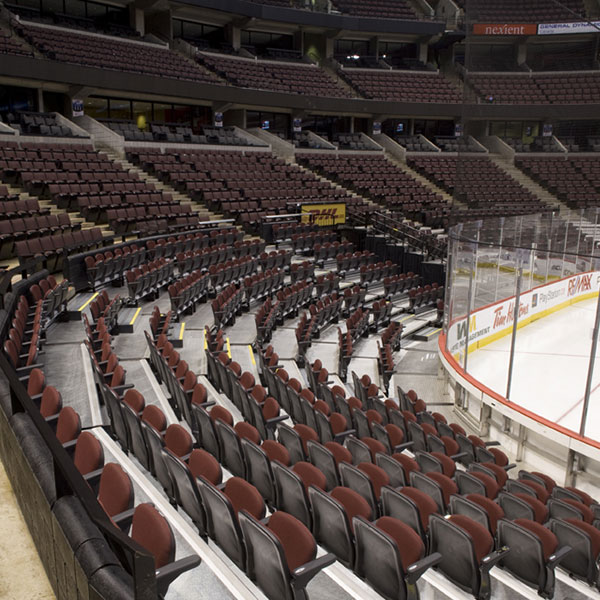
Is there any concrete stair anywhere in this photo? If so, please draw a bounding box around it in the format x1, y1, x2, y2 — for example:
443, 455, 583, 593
490, 154, 600, 246
384, 153, 468, 209
105, 151, 221, 219
290, 159, 379, 211
2, 181, 104, 232
489, 155, 567, 215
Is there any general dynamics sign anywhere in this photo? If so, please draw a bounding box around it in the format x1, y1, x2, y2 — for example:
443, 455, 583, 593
473, 21, 600, 35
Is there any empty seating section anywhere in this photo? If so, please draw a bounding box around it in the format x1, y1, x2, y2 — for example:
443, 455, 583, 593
435, 136, 484, 153
408, 155, 548, 218
198, 52, 352, 97
342, 69, 462, 103
0, 140, 196, 236
396, 135, 436, 152
4, 112, 86, 138
469, 0, 587, 23
516, 157, 600, 209
330, 0, 418, 19
469, 72, 600, 105
298, 153, 450, 227
15, 20, 218, 83
128, 148, 362, 230
103, 121, 261, 146
503, 136, 561, 153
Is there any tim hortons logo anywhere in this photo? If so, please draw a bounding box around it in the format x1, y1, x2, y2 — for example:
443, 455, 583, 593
493, 301, 529, 328
568, 274, 592, 297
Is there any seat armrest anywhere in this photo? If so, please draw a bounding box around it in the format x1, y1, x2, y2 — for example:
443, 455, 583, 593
111, 507, 135, 531
112, 384, 134, 396
405, 552, 442, 585
393, 441, 414, 453
451, 451, 470, 461
83, 467, 104, 490
548, 545, 572, 568
480, 546, 510, 572
266, 414, 290, 426
62, 438, 78, 454
504, 463, 517, 471
484, 441, 500, 447
292, 553, 336, 588
333, 428, 357, 443
156, 555, 202, 597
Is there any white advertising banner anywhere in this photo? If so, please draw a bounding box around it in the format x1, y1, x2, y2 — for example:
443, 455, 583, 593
538, 21, 600, 35
447, 271, 600, 361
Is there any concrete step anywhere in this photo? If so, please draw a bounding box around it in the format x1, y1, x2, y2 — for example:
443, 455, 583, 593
489, 155, 567, 214
104, 149, 244, 234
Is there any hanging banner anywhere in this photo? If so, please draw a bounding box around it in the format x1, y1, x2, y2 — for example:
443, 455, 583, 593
293, 118, 302, 133
473, 23, 538, 35
214, 112, 223, 128
538, 21, 600, 35
373, 121, 382, 135
72, 99, 84, 117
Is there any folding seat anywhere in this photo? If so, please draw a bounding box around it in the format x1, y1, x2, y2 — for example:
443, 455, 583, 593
497, 518, 571, 598
496, 491, 547, 525
130, 503, 201, 596
410, 470, 457, 513
73, 431, 104, 488
339, 461, 389, 517
353, 515, 441, 600
309, 485, 373, 568
238, 510, 335, 600
97, 462, 134, 531
272, 461, 326, 527
429, 513, 507, 600
450, 494, 505, 538
548, 518, 600, 588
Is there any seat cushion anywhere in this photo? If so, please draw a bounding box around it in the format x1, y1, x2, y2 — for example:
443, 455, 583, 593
514, 519, 558, 561
449, 514, 493, 563
376, 516, 424, 570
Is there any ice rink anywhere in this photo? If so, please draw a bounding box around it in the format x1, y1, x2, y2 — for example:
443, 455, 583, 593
466, 296, 600, 439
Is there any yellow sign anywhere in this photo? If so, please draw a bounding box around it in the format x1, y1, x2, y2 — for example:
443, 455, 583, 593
300, 202, 346, 226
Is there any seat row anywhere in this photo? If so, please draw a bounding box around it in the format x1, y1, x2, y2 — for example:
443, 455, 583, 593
290, 230, 338, 253
125, 259, 175, 303
359, 261, 399, 287
258, 249, 292, 271
15, 227, 105, 271
381, 320, 403, 352
407, 284, 444, 312
211, 284, 245, 327
255, 297, 281, 344
336, 251, 376, 275
208, 256, 259, 293
168, 272, 210, 318
244, 268, 285, 304
0, 213, 79, 258
84, 244, 147, 290
383, 272, 421, 297
289, 260, 315, 283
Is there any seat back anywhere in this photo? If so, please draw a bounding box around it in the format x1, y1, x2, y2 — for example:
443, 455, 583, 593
238, 511, 294, 600
96, 462, 133, 524
353, 517, 412, 600
197, 478, 246, 569
272, 461, 312, 528
241, 438, 276, 505
308, 486, 356, 568
162, 449, 207, 536
497, 519, 557, 597
215, 420, 246, 478
131, 503, 175, 569
339, 462, 378, 517
429, 514, 486, 595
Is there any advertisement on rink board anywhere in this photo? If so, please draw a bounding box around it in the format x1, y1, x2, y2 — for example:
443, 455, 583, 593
446, 271, 600, 361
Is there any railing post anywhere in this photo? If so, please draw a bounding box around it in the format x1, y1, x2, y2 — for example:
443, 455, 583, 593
505, 264, 522, 400
580, 290, 600, 437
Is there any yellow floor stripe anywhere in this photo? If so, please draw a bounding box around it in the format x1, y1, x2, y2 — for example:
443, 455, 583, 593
129, 307, 142, 326
248, 345, 256, 366
203, 331, 208, 351
179, 322, 186, 340
426, 328, 441, 338
399, 315, 413, 323
77, 292, 98, 312
226, 337, 231, 359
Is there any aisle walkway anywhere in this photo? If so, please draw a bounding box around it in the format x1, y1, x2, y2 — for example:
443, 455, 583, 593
0, 459, 55, 600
